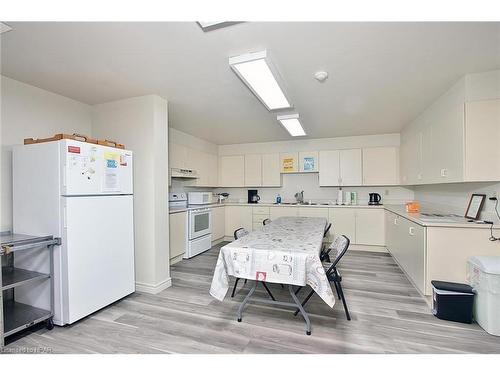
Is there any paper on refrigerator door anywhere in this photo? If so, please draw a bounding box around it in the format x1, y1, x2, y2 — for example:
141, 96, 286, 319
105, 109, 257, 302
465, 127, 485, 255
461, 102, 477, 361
103, 152, 121, 192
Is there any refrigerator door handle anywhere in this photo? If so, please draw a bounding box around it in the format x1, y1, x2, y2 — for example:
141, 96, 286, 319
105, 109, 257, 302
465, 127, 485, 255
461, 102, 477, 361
63, 205, 67, 228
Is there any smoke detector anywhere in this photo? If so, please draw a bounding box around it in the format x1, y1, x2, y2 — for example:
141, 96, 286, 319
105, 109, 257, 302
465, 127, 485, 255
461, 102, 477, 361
314, 71, 329, 83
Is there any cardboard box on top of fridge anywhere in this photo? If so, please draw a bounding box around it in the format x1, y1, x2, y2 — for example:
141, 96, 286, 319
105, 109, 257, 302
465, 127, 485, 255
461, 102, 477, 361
24, 133, 125, 149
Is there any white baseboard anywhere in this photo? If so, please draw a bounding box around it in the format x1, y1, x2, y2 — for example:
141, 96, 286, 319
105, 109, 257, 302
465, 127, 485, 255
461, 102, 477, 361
211, 237, 225, 246
135, 277, 172, 294
349, 244, 388, 253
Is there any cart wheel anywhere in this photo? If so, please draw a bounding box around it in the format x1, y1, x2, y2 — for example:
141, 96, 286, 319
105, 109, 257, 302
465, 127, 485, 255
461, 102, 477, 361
46, 318, 54, 330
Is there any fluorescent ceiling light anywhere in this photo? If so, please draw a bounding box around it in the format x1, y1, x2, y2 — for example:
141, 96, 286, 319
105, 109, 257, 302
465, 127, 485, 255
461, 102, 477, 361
277, 114, 306, 137
197, 22, 241, 32
229, 50, 291, 111
0, 22, 12, 34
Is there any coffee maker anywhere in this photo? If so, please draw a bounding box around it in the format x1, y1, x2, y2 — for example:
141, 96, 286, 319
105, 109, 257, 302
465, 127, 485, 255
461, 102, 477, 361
368, 193, 382, 205
248, 189, 260, 204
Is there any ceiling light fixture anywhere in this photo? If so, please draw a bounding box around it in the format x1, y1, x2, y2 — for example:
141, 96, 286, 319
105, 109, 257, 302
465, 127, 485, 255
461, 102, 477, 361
0, 22, 12, 34
229, 50, 291, 111
277, 114, 306, 137
197, 22, 241, 32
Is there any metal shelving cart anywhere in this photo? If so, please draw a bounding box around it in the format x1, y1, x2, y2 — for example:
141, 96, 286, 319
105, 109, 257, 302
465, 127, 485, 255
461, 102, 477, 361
1, 232, 60, 348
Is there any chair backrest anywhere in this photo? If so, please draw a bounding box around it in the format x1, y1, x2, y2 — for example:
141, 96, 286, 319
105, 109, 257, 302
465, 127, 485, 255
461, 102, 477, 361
234, 227, 249, 240
326, 235, 350, 268
263, 218, 271, 226
323, 223, 332, 238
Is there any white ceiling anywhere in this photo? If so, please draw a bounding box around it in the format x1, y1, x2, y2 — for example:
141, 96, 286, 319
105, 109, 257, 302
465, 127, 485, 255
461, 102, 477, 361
1, 22, 500, 144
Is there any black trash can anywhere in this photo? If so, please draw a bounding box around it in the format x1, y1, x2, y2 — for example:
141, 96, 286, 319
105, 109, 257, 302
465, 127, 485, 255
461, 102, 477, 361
431, 280, 475, 323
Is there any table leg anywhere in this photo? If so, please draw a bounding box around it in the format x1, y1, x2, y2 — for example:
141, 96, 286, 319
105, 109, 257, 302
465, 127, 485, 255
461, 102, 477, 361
289, 285, 311, 335
237, 281, 257, 322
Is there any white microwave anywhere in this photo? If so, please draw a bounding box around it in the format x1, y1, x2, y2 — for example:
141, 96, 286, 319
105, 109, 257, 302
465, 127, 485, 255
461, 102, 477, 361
188, 192, 212, 205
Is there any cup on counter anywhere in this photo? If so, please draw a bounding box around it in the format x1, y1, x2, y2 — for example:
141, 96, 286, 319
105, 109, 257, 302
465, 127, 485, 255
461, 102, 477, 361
351, 192, 358, 205
345, 191, 351, 205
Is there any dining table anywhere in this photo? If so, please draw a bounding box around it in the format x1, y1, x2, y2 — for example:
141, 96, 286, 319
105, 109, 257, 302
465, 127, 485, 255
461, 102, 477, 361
209, 216, 335, 335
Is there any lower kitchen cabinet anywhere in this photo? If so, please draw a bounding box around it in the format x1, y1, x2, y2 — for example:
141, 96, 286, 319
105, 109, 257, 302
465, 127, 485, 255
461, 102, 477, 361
224, 206, 252, 237
270, 206, 299, 220
297, 207, 329, 219
169, 211, 187, 264
355, 209, 385, 246
252, 206, 270, 231
328, 207, 385, 247
211, 206, 225, 241
385, 211, 426, 294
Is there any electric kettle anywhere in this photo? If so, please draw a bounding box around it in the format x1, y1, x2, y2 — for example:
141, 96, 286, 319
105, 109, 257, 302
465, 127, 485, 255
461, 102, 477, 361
368, 193, 382, 205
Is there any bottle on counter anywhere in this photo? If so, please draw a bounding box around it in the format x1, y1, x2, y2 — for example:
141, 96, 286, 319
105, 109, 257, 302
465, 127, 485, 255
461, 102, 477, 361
337, 187, 343, 205
351, 192, 358, 205
276, 194, 282, 204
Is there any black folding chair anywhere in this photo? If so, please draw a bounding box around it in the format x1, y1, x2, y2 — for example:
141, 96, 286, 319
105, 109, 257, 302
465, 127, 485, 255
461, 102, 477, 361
320, 223, 332, 262
263, 218, 271, 226
230, 227, 276, 301
294, 235, 351, 320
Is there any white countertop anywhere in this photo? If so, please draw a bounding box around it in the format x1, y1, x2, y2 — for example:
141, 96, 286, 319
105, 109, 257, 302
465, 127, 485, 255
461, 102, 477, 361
170, 201, 500, 229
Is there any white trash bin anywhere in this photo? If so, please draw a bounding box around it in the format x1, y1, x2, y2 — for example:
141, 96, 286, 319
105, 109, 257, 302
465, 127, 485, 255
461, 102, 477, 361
467, 256, 500, 336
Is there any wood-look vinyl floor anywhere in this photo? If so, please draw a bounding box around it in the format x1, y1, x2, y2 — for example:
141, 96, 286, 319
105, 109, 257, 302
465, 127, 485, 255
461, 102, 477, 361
3, 242, 500, 354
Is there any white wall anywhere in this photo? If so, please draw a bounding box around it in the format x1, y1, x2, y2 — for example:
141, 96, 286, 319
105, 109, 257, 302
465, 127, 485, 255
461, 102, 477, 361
92, 95, 170, 293
0, 75, 92, 231
214, 132, 412, 204
413, 182, 500, 222
218, 133, 400, 155
170, 127, 218, 155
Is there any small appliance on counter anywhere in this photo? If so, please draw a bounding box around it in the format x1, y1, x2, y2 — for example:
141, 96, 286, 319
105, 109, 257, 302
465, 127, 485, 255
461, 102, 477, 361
216, 192, 229, 204
169, 192, 188, 209
248, 189, 260, 204
368, 193, 382, 205
188, 191, 212, 205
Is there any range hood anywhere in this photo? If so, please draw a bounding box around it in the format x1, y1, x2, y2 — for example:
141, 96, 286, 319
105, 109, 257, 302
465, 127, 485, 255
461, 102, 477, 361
171, 168, 198, 179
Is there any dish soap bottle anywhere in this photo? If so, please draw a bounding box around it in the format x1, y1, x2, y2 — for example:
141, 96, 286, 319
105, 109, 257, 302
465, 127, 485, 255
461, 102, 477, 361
276, 194, 282, 204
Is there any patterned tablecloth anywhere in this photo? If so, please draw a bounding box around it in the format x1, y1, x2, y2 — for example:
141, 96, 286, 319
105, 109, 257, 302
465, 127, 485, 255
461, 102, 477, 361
209, 216, 335, 308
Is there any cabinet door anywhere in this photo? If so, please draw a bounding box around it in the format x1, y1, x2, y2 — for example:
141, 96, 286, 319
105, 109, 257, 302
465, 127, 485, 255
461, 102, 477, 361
329, 208, 356, 242
297, 207, 329, 219
208, 153, 219, 187
385, 211, 395, 251
270, 206, 299, 220
169, 211, 187, 259
319, 150, 340, 186
212, 206, 225, 240
355, 209, 385, 246
299, 151, 319, 172
362, 147, 399, 185
169, 142, 188, 170
400, 129, 420, 185
465, 99, 500, 181
244, 154, 262, 187
280, 152, 299, 173
262, 153, 281, 187
406, 222, 426, 293
219, 155, 245, 187
339, 149, 362, 186
224, 206, 253, 237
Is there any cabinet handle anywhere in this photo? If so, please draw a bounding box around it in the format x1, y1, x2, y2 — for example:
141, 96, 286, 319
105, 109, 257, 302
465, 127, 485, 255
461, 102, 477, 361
409, 227, 415, 236
394, 218, 398, 225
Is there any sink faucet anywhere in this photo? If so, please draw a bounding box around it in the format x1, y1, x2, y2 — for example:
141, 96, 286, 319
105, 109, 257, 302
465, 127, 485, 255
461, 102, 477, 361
295, 190, 304, 204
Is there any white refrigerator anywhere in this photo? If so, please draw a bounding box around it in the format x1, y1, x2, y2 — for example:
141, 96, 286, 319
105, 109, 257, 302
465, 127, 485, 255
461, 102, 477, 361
13, 140, 135, 326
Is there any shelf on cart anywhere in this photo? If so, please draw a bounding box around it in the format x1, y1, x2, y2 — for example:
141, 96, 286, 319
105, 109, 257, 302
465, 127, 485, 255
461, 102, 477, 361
3, 300, 51, 337
1, 267, 50, 291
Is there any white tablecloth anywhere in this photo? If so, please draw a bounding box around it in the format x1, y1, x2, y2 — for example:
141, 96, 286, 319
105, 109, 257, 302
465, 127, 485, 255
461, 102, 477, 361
209, 216, 335, 308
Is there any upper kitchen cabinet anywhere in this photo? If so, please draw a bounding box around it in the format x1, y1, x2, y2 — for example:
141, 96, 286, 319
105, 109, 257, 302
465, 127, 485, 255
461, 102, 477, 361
319, 149, 362, 186
219, 155, 245, 187
298, 151, 319, 173
280, 152, 299, 173
362, 147, 399, 186
400, 71, 500, 185
262, 153, 282, 187
169, 142, 188, 170
318, 150, 340, 186
339, 149, 362, 186
464, 98, 500, 182
244, 154, 262, 187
